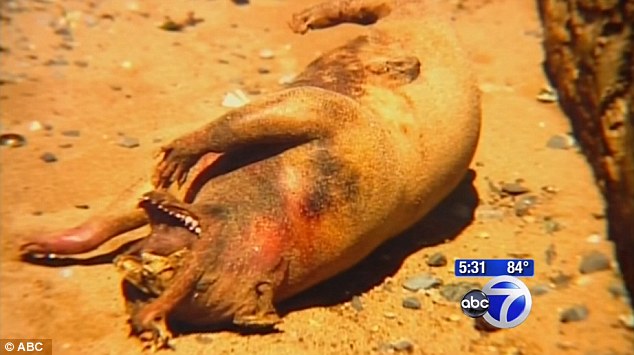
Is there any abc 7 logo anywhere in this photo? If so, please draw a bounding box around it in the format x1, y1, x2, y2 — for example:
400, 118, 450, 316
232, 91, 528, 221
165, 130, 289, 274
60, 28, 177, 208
460, 275, 532, 329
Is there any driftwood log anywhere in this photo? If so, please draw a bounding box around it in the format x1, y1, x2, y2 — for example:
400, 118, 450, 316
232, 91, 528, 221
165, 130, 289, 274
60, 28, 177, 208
537, 0, 633, 304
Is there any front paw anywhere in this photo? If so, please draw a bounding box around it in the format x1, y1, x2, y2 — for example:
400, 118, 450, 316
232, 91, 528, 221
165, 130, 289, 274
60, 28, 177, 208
153, 142, 200, 189
130, 306, 173, 352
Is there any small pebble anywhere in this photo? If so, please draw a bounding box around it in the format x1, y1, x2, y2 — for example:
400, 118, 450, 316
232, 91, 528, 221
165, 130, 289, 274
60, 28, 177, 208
586, 234, 602, 244
59, 143, 73, 148
556, 341, 576, 350
402, 296, 421, 310
447, 314, 461, 322
257, 67, 270, 74
618, 314, 634, 329
376, 343, 393, 353
531, 284, 550, 296
546, 134, 575, 150
222, 89, 250, 108
278, 73, 296, 85
383, 311, 397, 319
591, 211, 606, 219
74, 204, 90, 210
426, 252, 447, 267
541, 185, 558, 194
549, 272, 572, 288
61, 129, 80, 137
560, 305, 589, 323
475, 206, 504, 221
59, 268, 73, 278
351, 296, 363, 312
514, 195, 537, 216
486, 177, 502, 195
608, 283, 628, 298
121, 60, 133, 69
390, 339, 414, 352
0, 133, 26, 148
29, 120, 44, 131
536, 85, 558, 102
74, 60, 89, 67
501, 182, 530, 195
118, 136, 139, 148
545, 244, 556, 265
402, 274, 442, 291
543, 217, 562, 234
44, 57, 69, 66
258, 49, 274, 59
40, 152, 58, 163
575, 275, 591, 287
579, 251, 611, 274
440, 282, 481, 302
475, 231, 491, 239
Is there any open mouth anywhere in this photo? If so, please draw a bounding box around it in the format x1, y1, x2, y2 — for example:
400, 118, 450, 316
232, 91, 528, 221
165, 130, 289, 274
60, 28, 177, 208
139, 195, 202, 236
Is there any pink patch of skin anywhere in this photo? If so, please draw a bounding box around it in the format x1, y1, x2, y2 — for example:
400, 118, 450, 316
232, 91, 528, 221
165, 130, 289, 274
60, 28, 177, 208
20, 222, 115, 255
248, 216, 286, 269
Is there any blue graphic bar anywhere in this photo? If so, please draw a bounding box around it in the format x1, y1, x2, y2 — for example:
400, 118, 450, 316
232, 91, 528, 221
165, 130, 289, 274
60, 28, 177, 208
454, 259, 535, 277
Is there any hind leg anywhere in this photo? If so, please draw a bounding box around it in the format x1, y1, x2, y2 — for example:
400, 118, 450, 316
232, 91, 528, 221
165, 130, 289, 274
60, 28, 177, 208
20, 209, 147, 255
19, 179, 154, 255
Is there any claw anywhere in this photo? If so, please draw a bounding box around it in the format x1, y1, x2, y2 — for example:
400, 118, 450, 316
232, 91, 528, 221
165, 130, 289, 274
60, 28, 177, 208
152, 141, 200, 189
131, 307, 173, 352
139, 322, 172, 352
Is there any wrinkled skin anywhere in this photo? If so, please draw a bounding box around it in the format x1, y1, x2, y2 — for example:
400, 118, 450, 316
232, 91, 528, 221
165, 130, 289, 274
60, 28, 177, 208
20, 0, 481, 351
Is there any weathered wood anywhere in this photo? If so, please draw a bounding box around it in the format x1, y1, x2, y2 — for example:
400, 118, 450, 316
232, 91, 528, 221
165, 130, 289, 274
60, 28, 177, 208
537, 0, 633, 304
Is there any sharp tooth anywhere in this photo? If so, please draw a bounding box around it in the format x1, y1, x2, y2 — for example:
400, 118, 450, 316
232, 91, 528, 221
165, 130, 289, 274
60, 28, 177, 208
194, 227, 201, 234
185, 216, 194, 225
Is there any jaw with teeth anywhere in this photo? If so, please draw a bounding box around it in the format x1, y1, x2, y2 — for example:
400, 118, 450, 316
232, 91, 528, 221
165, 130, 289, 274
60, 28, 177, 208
139, 193, 202, 236
116, 191, 203, 298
